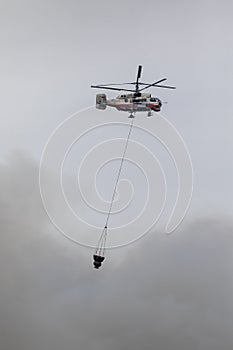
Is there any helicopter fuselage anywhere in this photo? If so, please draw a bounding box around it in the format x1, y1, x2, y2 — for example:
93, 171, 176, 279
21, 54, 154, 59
96, 92, 162, 113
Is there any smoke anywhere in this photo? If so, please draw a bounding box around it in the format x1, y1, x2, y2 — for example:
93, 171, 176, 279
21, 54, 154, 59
0, 153, 233, 350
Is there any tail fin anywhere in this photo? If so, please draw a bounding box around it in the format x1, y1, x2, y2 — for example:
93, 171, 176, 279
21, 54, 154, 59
96, 94, 107, 110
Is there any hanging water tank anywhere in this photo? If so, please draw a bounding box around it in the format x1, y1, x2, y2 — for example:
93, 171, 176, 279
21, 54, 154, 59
93, 255, 105, 269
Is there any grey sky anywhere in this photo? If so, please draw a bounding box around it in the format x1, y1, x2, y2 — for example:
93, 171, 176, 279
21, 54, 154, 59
1, 0, 232, 213
1, 0, 233, 349
1, 155, 233, 350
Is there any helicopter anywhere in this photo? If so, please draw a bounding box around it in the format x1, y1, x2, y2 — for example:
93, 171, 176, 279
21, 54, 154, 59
91, 66, 176, 269
91, 65, 176, 117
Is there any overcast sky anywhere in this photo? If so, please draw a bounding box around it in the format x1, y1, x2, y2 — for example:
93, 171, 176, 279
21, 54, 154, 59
1, 0, 233, 349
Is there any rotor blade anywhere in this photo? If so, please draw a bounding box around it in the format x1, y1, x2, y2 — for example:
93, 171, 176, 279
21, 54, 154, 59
94, 82, 135, 87
137, 80, 166, 86
137, 65, 142, 81
151, 84, 176, 89
136, 82, 150, 86
135, 65, 143, 90
91, 85, 135, 92
139, 78, 167, 91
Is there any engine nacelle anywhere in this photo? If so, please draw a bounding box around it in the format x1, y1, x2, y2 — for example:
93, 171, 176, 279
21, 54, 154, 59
96, 94, 107, 110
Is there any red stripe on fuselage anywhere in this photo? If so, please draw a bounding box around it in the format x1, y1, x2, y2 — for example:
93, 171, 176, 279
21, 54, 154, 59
108, 103, 158, 110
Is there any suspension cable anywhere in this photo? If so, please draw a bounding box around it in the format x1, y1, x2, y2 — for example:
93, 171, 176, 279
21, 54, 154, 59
95, 116, 135, 255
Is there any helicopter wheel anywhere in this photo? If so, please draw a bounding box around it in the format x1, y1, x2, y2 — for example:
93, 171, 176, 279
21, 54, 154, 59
128, 113, 135, 118
147, 110, 153, 117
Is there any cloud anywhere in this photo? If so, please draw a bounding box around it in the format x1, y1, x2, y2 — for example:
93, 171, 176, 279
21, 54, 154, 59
0, 154, 233, 350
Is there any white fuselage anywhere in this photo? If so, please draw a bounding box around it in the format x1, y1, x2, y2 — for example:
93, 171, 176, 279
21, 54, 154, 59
107, 93, 162, 112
